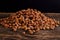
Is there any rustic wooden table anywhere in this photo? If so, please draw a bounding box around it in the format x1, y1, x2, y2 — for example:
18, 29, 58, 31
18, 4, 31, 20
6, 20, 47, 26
0, 13, 60, 40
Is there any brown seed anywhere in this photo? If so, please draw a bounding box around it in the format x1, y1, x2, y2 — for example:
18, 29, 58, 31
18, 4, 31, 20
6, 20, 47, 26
56, 25, 59, 27
13, 28, 17, 31
29, 30, 33, 34
46, 27, 50, 29
24, 26, 27, 30
29, 26, 34, 29
33, 30, 35, 32
27, 27, 30, 30
22, 32, 25, 34
36, 28, 40, 31
17, 26, 21, 29
40, 27, 43, 29
4, 24, 9, 28
50, 26, 55, 29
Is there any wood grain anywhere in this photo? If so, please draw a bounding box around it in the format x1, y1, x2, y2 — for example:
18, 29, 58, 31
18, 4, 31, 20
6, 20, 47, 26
0, 13, 60, 40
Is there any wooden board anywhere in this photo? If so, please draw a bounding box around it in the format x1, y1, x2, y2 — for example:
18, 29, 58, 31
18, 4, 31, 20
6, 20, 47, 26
0, 13, 60, 40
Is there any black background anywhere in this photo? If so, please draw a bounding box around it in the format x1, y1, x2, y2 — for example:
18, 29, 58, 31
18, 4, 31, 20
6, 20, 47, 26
0, 0, 60, 12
